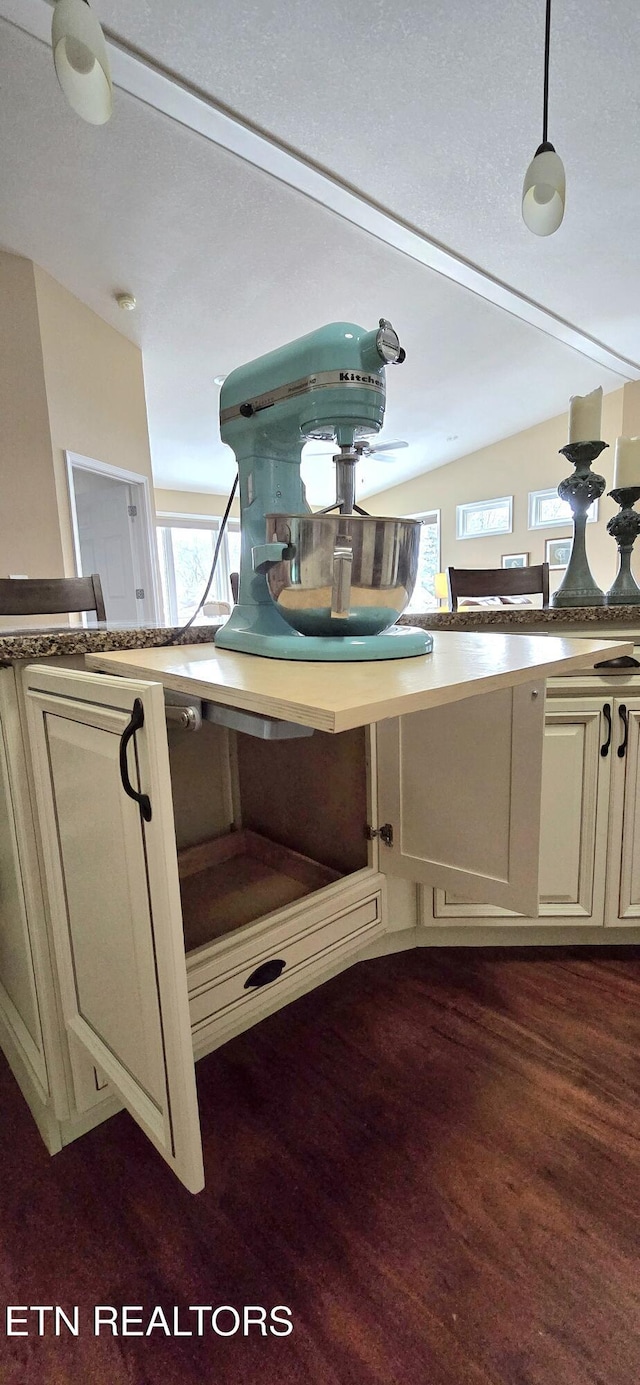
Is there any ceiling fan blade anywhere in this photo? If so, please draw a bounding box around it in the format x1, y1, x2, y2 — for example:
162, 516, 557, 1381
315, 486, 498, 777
304, 439, 408, 460
367, 440, 409, 454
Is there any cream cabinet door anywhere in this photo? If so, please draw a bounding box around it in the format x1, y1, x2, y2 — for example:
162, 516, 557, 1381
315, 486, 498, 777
606, 697, 640, 924
432, 699, 611, 924
0, 673, 48, 1092
537, 702, 610, 919
24, 665, 204, 1193
376, 680, 545, 915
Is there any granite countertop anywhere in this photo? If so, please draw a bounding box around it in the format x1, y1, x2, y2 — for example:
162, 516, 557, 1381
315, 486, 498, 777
2, 606, 639, 666
400, 606, 640, 633
0, 622, 222, 665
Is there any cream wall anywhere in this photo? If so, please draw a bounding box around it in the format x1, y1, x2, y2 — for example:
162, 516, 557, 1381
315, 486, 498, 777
366, 388, 628, 596
34, 266, 155, 575
0, 253, 155, 628
154, 488, 240, 520
0, 253, 63, 603
621, 379, 640, 437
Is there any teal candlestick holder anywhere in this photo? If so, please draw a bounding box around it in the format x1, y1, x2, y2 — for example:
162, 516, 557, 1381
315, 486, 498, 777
605, 486, 640, 606
551, 440, 608, 608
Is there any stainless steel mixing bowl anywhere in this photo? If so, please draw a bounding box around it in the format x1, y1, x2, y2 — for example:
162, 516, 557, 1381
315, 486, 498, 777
264, 513, 421, 637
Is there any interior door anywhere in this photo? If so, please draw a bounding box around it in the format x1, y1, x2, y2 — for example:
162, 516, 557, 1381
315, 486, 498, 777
24, 664, 204, 1193
376, 680, 545, 915
74, 472, 139, 625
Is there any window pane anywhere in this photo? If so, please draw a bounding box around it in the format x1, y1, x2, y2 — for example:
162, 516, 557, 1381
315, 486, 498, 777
539, 495, 567, 525
529, 488, 597, 528
156, 529, 174, 623
406, 519, 439, 612
227, 527, 242, 579
162, 527, 219, 625
457, 497, 512, 538
157, 521, 244, 624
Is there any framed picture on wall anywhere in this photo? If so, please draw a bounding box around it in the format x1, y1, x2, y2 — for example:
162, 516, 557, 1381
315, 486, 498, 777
546, 536, 572, 570
501, 553, 528, 569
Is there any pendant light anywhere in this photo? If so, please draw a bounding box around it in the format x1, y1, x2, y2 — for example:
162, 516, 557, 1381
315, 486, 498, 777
51, 0, 113, 125
521, 0, 565, 236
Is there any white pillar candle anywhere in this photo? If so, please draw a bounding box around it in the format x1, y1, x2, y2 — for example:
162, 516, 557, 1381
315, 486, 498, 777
568, 386, 603, 443
613, 436, 640, 490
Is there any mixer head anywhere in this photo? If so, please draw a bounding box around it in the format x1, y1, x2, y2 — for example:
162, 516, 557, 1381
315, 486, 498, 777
219, 319, 405, 462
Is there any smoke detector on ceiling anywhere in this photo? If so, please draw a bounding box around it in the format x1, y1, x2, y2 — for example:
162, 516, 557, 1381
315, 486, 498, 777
115, 292, 136, 311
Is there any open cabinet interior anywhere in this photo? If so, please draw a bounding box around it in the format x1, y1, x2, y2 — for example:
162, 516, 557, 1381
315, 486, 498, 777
167, 714, 370, 954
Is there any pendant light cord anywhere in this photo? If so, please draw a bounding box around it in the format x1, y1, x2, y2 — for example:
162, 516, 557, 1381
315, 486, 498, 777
542, 0, 551, 144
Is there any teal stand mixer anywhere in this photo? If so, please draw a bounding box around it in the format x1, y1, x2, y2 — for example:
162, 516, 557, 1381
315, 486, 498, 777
215, 319, 433, 661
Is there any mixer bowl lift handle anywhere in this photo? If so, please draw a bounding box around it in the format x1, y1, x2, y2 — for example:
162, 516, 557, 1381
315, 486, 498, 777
252, 541, 290, 573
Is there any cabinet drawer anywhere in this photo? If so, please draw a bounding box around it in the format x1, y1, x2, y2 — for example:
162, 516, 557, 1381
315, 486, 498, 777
188, 883, 384, 1034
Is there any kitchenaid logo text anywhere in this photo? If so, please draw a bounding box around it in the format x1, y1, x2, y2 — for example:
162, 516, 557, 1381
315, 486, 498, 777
4, 1305, 293, 1337
338, 371, 382, 387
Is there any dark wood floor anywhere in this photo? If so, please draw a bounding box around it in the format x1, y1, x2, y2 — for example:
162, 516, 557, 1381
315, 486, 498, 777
1, 947, 640, 1385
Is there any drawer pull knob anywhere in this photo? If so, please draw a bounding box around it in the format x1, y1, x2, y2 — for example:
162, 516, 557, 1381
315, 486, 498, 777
244, 958, 287, 989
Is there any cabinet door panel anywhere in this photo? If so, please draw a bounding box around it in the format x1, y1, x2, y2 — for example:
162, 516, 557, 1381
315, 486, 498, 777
608, 700, 640, 923
538, 706, 605, 911
432, 701, 608, 923
377, 681, 545, 915
25, 665, 204, 1193
0, 708, 46, 1087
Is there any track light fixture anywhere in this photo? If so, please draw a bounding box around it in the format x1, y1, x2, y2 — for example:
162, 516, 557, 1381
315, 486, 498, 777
51, 0, 112, 125
521, 0, 565, 236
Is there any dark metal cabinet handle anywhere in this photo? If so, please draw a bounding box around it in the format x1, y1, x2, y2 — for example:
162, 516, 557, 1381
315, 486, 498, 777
244, 958, 286, 989
618, 704, 629, 759
601, 703, 612, 757
594, 654, 640, 670
119, 698, 152, 821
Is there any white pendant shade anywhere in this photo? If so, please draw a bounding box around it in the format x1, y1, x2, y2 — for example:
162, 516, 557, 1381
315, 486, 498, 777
52, 0, 112, 125
522, 143, 565, 236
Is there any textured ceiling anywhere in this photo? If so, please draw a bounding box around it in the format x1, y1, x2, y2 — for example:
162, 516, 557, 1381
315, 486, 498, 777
0, 4, 637, 504
99, 0, 640, 360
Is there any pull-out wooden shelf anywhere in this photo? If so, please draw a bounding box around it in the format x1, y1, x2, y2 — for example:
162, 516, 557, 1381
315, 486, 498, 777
85, 633, 635, 733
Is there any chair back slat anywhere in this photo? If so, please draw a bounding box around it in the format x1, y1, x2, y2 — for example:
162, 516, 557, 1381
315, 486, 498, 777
0, 575, 106, 621
447, 564, 549, 612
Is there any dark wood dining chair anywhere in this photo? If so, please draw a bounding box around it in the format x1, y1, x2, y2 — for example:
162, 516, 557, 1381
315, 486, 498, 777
0, 574, 106, 621
447, 563, 549, 613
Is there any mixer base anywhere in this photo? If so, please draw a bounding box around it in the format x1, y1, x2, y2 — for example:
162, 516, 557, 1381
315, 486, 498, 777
215, 623, 433, 661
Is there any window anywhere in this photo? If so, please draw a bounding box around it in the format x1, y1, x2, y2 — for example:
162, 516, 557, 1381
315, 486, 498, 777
156, 515, 240, 625
528, 487, 598, 529
456, 496, 513, 539
405, 511, 440, 613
